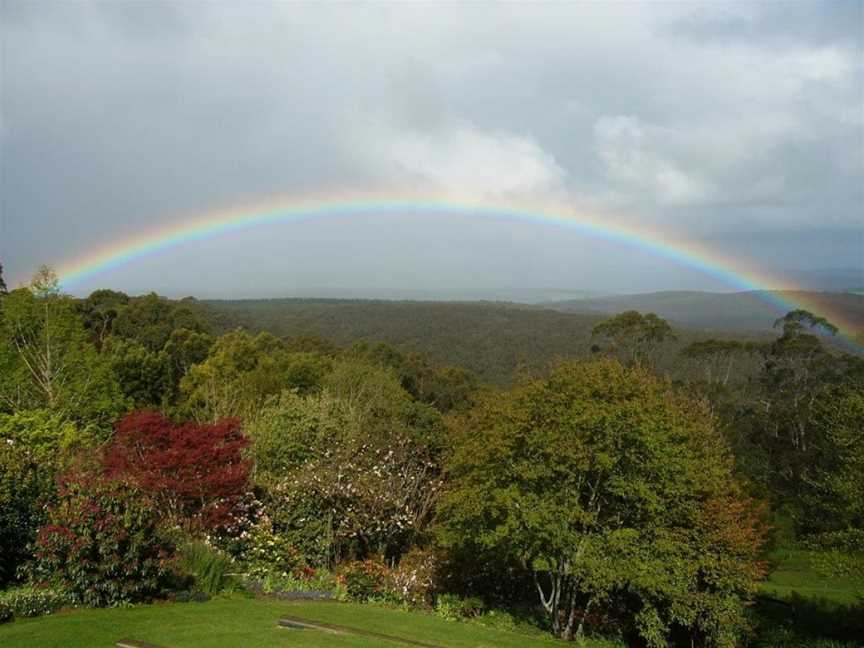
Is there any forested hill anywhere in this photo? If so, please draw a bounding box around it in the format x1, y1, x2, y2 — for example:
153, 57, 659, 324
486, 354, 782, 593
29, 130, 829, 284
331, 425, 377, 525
543, 290, 864, 333
202, 298, 770, 382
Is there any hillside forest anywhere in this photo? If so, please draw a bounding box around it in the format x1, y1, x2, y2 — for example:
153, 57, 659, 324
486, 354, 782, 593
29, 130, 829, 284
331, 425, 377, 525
0, 264, 862, 647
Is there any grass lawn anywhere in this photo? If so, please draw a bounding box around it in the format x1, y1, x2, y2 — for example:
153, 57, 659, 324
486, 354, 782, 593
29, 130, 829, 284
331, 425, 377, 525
0, 596, 621, 648
759, 548, 864, 605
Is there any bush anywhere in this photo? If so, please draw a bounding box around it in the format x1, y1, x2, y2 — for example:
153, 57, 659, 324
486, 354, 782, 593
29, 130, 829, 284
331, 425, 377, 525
435, 593, 486, 620
236, 519, 305, 580
249, 568, 345, 599
0, 585, 71, 619
33, 474, 178, 607
340, 560, 389, 601
387, 548, 438, 608
178, 541, 235, 595
0, 443, 55, 587
0, 601, 12, 624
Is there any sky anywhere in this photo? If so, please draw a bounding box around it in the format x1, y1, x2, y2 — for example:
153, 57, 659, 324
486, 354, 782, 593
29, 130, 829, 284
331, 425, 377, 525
1, 0, 862, 300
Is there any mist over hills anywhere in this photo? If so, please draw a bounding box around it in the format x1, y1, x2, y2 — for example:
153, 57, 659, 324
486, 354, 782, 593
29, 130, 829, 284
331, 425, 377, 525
543, 290, 864, 333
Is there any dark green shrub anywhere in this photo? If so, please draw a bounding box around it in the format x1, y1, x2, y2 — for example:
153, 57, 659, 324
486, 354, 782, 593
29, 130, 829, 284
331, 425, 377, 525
0, 600, 12, 624
435, 593, 486, 620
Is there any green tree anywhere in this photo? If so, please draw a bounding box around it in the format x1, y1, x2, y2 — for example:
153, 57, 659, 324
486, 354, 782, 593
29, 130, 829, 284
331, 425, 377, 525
103, 337, 171, 409
77, 289, 130, 347
0, 260, 7, 294
0, 276, 125, 422
180, 330, 330, 421
592, 311, 675, 365
439, 359, 764, 645
801, 386, 864, 535
111, 292, 208, 353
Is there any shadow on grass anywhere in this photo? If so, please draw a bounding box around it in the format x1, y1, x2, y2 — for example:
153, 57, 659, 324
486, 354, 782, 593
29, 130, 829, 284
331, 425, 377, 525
752, 593, 864, 647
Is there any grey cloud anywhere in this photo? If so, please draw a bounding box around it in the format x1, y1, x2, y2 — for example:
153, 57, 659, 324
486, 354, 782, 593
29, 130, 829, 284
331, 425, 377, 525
1, 1, 861, 295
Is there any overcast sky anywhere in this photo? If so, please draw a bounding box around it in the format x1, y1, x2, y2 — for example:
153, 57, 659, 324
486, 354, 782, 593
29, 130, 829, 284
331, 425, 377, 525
1, 1, 862, 299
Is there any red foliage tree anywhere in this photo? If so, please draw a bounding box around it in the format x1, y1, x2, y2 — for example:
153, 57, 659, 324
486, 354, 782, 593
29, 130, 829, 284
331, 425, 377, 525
102, 411, 251, 529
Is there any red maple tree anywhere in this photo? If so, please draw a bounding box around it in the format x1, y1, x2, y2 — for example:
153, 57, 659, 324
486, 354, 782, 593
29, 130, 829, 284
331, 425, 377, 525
102, 411, 251, 529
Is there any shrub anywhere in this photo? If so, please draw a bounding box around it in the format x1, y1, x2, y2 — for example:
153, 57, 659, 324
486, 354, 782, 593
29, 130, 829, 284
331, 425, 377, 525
250, 568, 345, 599
33, 474, 177, 607
434, 593, 463, 621
0, 601, 12, 624
178, 541, 235, 595
387, 548, 438, 608
0, 442, 55, 587
236, 519, 304, 580
0, 585, 71, 619
0, 411, 103, 587
434, 593, 485, 620
340, 560, 389, 601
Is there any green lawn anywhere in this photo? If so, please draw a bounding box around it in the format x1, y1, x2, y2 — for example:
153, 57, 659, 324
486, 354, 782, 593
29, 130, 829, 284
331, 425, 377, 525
0, 596, 621, 648
759, 548, 864, 605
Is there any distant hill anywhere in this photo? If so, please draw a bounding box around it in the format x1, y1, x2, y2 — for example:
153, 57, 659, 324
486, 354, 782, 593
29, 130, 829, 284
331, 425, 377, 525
202, 298, 772, 382
542, 290, 864, 334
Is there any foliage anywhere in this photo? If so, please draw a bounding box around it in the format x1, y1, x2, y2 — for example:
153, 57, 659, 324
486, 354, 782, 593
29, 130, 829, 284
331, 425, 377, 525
591, 310, 676, 364
180, 330, 328, 421
799, 386, 864, 535
346, 341, 478, 413
76, 289, 130, 347
339, 560, 390, 601
109, 292, 209, 353
102, 411, 251, 530
274, 428, 442, 564
435, 593, 487, 620
0, 585, 71, 619
0, 285, 125, 423
387, 548, 439, 608
246, 390, 351, 481
33, 473, 177, 607
177, 541, 235, 595
248, 567, 344, 598
103, 337, 171, 408
0, 411, 102, 587
439, 358, 766, 644
234, 518, 304, 580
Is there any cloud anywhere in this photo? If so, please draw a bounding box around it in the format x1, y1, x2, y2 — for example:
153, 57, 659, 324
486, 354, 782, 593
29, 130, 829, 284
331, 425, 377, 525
1, 1, 861, 294
348, 118, 568, 202
593, 116, 716, 206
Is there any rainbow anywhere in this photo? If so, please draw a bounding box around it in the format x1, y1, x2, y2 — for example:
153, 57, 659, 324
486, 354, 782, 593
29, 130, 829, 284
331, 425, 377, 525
20, 191, 863, 346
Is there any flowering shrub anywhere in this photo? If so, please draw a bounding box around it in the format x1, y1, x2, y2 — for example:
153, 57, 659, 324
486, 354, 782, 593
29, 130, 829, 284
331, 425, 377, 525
237, 519, 304, 579
339, 560, 389, 601
0, 585, 71, 619
274, 431, 442, 564
33, 473, 177, 607
387, 548, 438, 608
